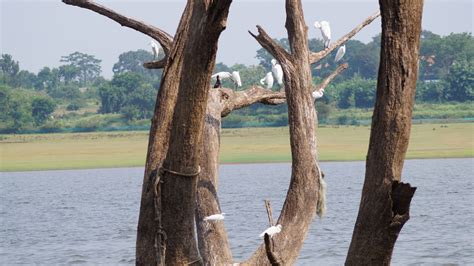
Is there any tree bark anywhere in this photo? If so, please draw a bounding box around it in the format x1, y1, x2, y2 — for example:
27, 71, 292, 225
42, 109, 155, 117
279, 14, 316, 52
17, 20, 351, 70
195, 89, 233, 266
345, 0, 423, 265
159, 1, 232, 264
137, 3, 193, 264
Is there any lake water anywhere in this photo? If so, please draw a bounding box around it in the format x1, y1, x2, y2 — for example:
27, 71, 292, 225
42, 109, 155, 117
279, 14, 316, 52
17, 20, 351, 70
1, 159, 473, 265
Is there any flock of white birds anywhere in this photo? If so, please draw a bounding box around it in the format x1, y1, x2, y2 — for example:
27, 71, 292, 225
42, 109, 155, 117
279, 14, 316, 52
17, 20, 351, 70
149, 19, 345, 101
147, 19, 338, 240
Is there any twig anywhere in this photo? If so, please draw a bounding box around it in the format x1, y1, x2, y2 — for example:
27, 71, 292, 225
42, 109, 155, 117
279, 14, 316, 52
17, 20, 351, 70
264, 200, 274, 227
249, 26, 292, 64
315, 63, 349, 91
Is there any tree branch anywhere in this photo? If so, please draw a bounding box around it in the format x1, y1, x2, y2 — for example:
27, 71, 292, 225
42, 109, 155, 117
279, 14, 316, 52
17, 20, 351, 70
143, 58, 168, 69
249, 26, 292, 64
219, 63, 348, 117
62, 0, 173, 55
264, 200, 275, 227
220, 86, 286, 117
315, 63, 348, 91
309, 11, 380, 64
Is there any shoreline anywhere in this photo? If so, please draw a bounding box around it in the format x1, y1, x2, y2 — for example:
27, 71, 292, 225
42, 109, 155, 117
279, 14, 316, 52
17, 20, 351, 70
2, 156, 472, 173
2, 123, 472, 172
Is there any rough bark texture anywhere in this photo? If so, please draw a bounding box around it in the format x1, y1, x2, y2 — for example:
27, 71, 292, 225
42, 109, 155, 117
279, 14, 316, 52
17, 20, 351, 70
158, 1, 232, 265
195, 90, 233, 266
345, 0, 423, 265
137, 3, 193, 264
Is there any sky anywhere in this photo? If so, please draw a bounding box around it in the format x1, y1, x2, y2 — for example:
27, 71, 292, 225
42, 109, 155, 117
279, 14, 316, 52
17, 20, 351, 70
1, 0, 473, 78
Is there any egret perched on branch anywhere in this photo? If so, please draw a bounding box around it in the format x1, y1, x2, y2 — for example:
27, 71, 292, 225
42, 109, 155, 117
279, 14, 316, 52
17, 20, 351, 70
149, 40, 160, 60
314, 21, 331, 48
260, 72, 274, 89
312, 89, 325, 100
259, 224, 282, 238
271, 59, 284, 87
335, 45, 346, 62
203, 213, 225, 221
211, 71, 242, 88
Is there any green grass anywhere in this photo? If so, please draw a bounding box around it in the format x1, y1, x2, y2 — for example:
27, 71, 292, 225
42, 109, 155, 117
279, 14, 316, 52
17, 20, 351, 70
1, 123, 472, 171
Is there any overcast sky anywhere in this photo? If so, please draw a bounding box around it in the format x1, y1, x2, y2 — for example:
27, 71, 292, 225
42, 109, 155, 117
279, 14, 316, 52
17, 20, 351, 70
1, 0, 472, 78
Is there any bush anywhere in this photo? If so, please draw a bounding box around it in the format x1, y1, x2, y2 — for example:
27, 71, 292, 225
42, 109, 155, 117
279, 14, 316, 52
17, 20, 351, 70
66, 100, 85, 111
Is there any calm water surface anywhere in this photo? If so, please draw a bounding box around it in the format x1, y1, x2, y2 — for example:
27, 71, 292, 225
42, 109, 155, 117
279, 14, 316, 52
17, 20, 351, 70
1, 159, 473, 265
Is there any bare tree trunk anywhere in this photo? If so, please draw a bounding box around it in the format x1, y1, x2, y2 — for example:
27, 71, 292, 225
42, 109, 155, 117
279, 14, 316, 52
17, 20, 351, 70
137, 4, 193, 264
159, 1, 232, 264
195, 90, 233, 266
345, 0, 423, 265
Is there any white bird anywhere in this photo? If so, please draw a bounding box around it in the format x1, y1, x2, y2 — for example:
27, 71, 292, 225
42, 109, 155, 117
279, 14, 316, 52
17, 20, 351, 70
232, 71, 242, 87
314, 21, 331, 48
260, 72, 274, 89
211, 71, 242, 88
312, 89, 325, 99
335, 45, 346, 62
149, 40, 160, 59
203, 213, 225, 221
271, 59, 284, 86
259, 224, 282, 238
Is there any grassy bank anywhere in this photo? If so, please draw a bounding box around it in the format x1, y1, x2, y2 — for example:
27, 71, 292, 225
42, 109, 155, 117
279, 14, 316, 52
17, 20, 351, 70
1, 123, 472, 172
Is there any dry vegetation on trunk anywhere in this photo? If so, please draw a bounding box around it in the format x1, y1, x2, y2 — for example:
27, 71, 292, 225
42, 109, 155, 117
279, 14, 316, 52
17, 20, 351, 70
63, 0, 422, 264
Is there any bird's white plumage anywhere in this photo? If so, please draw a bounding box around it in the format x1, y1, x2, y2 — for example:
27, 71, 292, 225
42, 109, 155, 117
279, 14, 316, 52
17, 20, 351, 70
211, 71, 242, 87
271, 59, 284, 85
335, 45, 346, 62
259, 224, 282, 238
260, 72, 274, 89
212, 71, 233, 80
203, 213, 225, 221
312, 89, 325, 99
149, 40, 160, 59
232, 71, 242, 87
314, 21, 331, 48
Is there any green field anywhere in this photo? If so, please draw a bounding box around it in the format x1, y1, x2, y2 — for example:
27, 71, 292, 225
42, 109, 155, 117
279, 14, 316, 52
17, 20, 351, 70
1, 123, 472, 172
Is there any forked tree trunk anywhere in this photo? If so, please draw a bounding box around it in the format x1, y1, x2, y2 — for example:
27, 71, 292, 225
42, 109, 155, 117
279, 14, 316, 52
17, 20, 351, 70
345, 0, 423, 265
246, 1, 321, 264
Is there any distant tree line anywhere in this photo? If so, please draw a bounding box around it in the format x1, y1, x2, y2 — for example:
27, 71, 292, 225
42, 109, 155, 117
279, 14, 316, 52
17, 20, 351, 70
0, 31, 472, 133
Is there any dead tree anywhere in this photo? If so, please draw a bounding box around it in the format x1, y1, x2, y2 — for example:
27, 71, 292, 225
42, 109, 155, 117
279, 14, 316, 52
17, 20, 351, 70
193, 3, 379, 266
195, 65, 347, 265
63, 0, 379, 264
345, 0, 423, 265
